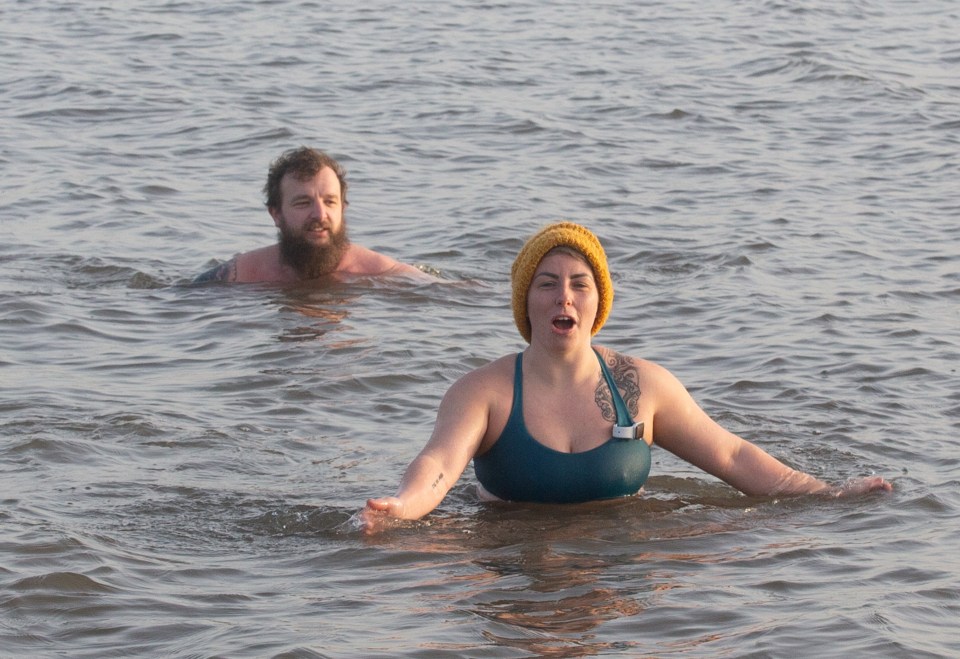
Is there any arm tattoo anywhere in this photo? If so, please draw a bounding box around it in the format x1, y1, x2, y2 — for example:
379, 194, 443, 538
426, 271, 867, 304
594, 351, 641, 421
192, 259, 237, 284
430, 472, 445, 490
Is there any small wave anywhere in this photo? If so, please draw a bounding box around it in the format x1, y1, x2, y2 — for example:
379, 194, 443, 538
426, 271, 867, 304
238, 505, 357, 537
9, 571, 118, 594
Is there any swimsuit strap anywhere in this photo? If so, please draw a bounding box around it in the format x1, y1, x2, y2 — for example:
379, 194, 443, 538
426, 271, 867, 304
594, 349, 634, 427
512, 352, 524, 410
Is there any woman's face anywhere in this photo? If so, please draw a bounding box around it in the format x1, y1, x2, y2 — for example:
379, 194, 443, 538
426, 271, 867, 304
526, 249, 599, 346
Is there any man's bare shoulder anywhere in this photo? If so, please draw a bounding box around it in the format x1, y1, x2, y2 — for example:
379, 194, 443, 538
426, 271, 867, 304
192, 258, 238, 283
193, 245, 292, 284
194, 243, 430, 284
233, 245, 289, 282
339, 244, 428, 278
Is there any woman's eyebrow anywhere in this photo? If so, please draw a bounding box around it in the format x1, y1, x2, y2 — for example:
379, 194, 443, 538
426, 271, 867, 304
533, 272, 559, 280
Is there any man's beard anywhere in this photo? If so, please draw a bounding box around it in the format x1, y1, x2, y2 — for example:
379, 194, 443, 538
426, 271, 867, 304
277, 219, 350, 279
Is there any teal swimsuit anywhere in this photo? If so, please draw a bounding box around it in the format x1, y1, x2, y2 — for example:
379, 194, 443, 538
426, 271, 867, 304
473, 350, 652, 503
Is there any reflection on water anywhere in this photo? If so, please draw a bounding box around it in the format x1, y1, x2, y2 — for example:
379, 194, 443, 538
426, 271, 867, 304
471, 545, 653, 657
278, 295, 354, 343
348, 487, 856, 657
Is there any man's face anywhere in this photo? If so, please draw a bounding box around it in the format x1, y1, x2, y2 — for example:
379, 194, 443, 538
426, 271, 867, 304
270, 167, 349, 278
271, 166, 345, 245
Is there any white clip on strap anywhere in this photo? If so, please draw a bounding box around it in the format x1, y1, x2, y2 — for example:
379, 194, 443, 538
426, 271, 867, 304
612, 421, 644, 440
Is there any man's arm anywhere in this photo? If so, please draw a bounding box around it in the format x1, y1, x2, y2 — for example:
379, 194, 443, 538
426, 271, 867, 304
192, 259, 237, 284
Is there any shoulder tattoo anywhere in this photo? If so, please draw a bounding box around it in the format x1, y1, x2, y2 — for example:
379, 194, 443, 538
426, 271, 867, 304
193, 259, 237, 284
594, 351, 641, 421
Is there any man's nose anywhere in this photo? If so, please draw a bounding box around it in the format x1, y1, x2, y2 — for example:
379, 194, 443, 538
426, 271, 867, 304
311, 198, 329, 217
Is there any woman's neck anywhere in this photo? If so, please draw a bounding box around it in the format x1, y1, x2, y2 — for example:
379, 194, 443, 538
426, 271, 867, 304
523, 341, 598, 385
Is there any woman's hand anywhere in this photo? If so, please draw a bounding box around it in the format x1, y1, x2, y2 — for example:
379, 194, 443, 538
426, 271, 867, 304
358, 497, 405, 535
827, 476, 893, 497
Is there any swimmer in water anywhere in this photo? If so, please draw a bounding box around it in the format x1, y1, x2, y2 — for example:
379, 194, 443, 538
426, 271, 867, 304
360, 222, 891, 533
193, 146, 428, 284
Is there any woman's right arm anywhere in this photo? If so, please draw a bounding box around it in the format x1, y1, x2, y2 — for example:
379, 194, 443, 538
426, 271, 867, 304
360, 369, 493, 533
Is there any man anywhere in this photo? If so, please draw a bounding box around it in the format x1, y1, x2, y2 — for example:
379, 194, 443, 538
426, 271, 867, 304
193, 147, 424, 283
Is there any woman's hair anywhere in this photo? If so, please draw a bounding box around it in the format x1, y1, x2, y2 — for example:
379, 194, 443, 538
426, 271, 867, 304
263, 147, 348, 210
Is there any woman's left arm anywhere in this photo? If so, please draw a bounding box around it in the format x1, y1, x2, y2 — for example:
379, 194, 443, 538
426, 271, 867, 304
643, 360, 891, 497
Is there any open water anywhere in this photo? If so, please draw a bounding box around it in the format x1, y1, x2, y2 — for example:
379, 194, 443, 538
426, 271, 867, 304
2, 1, 958, 657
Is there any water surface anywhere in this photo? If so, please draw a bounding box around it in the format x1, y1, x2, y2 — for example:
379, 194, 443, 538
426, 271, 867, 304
1, 0, 958, 656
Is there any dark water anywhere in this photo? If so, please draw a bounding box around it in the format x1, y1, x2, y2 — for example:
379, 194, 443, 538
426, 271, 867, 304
2, 0, 958, 656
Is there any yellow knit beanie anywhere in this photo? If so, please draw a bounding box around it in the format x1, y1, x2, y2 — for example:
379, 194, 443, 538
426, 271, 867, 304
511, 222, 614, 343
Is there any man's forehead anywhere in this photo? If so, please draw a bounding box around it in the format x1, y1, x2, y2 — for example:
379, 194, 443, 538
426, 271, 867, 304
281, 167, 341, 194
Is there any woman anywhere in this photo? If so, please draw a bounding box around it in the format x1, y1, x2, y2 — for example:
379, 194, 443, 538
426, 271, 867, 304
361, 222, 891, 532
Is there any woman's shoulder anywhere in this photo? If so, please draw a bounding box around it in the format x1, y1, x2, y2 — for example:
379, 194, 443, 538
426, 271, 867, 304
593, 345, 675, 381
594, 344, 648, 367
451, 353, 515, 389
443, 353, 517, 407
462, 353, 518, 383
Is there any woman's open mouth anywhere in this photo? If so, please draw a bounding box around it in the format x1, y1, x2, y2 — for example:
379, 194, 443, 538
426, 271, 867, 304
552, 315, 575, 330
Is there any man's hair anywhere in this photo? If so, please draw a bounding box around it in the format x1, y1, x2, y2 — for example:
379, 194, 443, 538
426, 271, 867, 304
263, 147, 348, 210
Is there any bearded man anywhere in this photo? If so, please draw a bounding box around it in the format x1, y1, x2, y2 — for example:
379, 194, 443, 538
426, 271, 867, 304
194, 147, 424, 283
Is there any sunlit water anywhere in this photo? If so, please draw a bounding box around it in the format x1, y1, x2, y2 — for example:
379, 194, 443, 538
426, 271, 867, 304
2, 0, 958, 657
